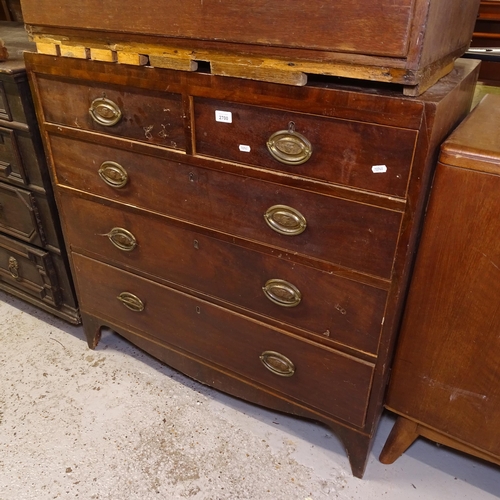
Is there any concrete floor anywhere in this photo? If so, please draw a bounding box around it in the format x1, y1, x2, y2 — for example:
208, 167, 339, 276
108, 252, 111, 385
0, 290, 498, 500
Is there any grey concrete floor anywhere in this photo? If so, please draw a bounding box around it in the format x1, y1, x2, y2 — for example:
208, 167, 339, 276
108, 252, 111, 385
0, 290, 498, 500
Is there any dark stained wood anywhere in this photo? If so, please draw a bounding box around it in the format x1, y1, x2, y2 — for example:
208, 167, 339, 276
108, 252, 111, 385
0, 231, 61, 306
56, 189, 389, 356
468, 1, 500, 83
73, 252, 376, 428
382, 94, 500, 467
25, 51, 480, 478
0, 24, 78, 322
472, 0, 500, 48
35, 75, 186, 150
193, 97, 417, 198
19, 0, 481, 91
20, 0, 414, 57
46, 134, 403, 279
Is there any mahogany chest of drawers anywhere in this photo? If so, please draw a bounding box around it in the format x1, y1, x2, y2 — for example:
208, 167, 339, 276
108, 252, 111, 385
25, 52, 479, 477
0, 23, 78, 322
380, 94, 500, 469
19, 0, 480, 95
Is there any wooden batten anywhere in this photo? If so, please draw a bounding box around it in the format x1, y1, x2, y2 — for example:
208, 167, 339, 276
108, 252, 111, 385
29, 33, 409, 88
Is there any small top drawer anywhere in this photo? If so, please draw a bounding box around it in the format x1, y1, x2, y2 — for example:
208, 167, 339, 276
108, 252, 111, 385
194, 98, 417, 197
36, 75, 186, 151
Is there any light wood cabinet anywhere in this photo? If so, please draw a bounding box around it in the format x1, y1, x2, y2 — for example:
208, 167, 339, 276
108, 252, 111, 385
381, 94, 500, 468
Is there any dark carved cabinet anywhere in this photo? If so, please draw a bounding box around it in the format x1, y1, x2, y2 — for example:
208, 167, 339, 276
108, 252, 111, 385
0, 23, 78, 322
25, 49, 479, 477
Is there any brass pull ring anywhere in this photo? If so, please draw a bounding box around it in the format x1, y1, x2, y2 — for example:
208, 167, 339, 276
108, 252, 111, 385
89, 97, 122, 126
105, 227, 137, 252
8, 256, 21, 281
259, 351, 295, 377
264, 205, 307, 236
117, 292, 144, 312
262, 279, 302, 307
267, 121, 312, 165
98, 161, 129, 188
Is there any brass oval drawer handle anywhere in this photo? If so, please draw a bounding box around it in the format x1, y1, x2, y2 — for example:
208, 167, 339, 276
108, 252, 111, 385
98, 161, 129, 188
259, 351, 295, 377
117, 292, 144, 312
89, 97, 122, 126
262, 279, 302, 307
264, 205, 307, 236
105, 227, 137, 252
267, 121, 312, 165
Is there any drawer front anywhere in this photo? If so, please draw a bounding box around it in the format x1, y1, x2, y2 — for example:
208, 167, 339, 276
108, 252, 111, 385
36, 76, 186, 151
22, 0, 413, 58
58, 192, 388, 354
0, 182, 45, 246
73, 252, 375, 427
194, 98, 417, 197
50, 135, 402, 278
0, 233, 61, 306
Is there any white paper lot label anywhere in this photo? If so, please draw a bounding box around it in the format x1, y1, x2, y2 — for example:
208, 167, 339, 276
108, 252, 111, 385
215, 110, 232, 123
372, 165, 388, 174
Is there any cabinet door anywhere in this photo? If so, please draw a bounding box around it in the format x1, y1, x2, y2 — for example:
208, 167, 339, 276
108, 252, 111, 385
386, 164, 500, 456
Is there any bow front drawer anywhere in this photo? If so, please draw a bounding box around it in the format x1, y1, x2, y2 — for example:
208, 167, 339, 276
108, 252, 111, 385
57, 191, 388, 355
73, 252, 375, 428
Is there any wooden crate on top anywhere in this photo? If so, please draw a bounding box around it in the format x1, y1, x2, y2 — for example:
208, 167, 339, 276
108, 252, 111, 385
20, 0, 481, 95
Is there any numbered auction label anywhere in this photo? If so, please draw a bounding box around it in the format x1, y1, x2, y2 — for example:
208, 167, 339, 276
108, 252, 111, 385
215, 110, 233, 123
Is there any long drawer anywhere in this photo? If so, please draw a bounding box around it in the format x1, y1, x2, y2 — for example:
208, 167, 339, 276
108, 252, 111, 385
49, 134, 402, 278
72, 252, 375, 427
194, 98, 417, 197
36, 75, 186, 151
58, 191, 388, 355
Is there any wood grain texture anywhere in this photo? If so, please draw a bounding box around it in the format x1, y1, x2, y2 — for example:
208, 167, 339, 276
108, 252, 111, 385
0, 24, 78, 323
384, 94, 500, 465
20, 0, 480, 92
25, 53, 479, 478
21, 0, 413, 57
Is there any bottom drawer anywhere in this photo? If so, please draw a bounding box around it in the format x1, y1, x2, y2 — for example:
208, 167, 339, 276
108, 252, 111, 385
0, 232, 61, 306
73, 253, 375, 427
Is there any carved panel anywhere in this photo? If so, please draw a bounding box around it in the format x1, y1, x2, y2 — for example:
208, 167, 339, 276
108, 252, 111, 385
0, 182, 46, 245
0, 233, 62, 306
0, 126, 29, 185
